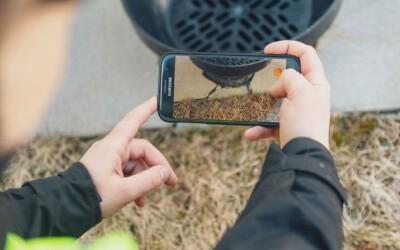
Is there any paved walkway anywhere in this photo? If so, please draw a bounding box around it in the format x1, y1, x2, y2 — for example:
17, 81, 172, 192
39, 0, 400, 136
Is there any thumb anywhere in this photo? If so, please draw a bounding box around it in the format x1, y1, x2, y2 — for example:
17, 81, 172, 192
269, 69, 309, 99
123, 165, 170, 201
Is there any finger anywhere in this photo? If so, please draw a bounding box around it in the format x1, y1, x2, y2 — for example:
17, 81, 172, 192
130, 139, 178, 186
131, 161, 146, 175
245, 127, 278, 141
264, 41, 327, 84
124, 161, 147, 206
108, 97, 157, 143
123, 165, 170, 201
269, 69, 309, 99
131, 162, 146, 207
135, 196, 146, 207
123, 160, 143, 177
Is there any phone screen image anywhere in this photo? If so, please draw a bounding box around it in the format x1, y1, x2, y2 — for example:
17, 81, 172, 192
170, 55, 287, 124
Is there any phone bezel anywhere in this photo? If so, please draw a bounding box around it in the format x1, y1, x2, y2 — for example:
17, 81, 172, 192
158, 52, 301, 127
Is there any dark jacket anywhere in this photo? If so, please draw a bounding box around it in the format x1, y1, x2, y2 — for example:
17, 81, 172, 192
0, 138, 346, 250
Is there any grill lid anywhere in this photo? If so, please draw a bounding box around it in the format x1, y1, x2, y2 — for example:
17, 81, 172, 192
170, 0, 313, 52
190, 55, 269, 78
190, 55, 270, 89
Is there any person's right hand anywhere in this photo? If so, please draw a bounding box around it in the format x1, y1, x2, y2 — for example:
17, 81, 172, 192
80, 97, 178, 218
245, 41, 331, 149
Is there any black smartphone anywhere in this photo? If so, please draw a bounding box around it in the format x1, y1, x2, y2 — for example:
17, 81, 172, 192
158, 52, 300, 127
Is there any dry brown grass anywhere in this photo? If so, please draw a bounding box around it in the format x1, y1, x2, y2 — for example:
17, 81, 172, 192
1, 113, 399, 250
173, 93, 279, 121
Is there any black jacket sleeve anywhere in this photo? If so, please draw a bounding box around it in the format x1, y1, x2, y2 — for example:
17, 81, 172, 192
0, 162, 102, 249
215, 138, 346, 250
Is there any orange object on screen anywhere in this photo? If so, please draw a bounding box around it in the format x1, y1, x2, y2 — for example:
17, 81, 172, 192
274, 68, 283, 77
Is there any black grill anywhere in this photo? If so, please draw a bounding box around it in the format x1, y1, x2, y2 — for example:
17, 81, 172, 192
171, 0, 312, 52
190, 55, 269, 90
191, 56, 268, 77
194, 56, 265, 66
122, 0, 342, 55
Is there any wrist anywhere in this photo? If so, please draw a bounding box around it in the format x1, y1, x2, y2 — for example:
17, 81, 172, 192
281, 133, 329, 150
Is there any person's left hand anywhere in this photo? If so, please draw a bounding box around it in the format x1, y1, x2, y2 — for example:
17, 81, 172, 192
80, 97, 178, 218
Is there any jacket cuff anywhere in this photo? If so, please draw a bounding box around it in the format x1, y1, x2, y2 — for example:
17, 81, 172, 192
262, 137, 346, 203
282, 137, 331, 156
59, 162, 102, 222
22, 162, 103, 235
61, 162, 102, 202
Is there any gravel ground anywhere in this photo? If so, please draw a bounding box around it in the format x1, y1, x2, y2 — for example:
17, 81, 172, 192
1, 113, 399, 250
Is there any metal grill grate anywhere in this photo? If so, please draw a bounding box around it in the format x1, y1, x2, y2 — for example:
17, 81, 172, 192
196, 56, 265, 66
190, 55, 270, 81
169, 0, 313, 53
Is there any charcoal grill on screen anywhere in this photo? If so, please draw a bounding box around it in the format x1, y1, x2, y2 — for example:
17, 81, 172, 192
172, 55, 287, 123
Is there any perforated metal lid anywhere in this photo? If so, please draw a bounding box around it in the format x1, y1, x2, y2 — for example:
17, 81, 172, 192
170, 0, 313, 52
190, 55, 269, 78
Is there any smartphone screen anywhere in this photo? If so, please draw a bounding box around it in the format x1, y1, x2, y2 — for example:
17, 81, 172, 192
158, 53, 300, 126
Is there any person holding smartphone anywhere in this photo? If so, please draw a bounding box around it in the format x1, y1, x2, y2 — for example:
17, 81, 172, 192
215, 41, 346, 250
0, 0, 345, 249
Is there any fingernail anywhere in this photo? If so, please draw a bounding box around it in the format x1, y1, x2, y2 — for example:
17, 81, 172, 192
159, 166, 169, 182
